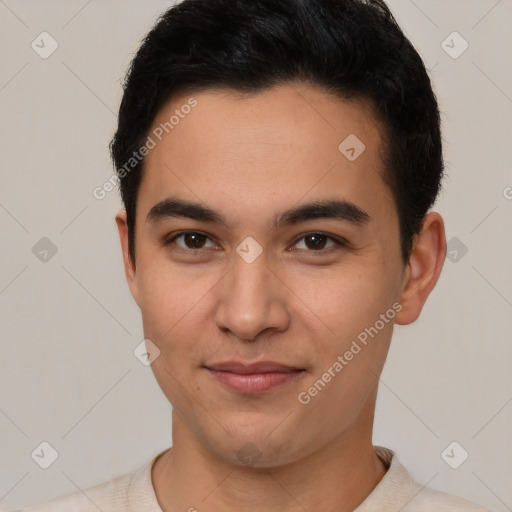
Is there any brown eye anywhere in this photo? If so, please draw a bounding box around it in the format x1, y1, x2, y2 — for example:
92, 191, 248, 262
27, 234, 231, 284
294, 233, 341, 252
165, 232, 216, 250
304, 234, 329, 250
182, 233, 207, 249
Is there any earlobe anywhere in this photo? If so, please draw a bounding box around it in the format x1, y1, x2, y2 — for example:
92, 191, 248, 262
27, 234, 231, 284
115, 209, 141, 307
395, 212, 446, 325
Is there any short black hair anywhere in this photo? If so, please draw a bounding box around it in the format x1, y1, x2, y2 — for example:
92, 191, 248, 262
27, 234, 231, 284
110, 0, 444, 266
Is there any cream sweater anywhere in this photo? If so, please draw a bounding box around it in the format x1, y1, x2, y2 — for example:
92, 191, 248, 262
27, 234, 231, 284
12, 446, 492, 511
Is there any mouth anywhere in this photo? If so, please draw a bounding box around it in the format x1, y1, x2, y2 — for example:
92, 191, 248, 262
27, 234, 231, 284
203, 361, 306, 394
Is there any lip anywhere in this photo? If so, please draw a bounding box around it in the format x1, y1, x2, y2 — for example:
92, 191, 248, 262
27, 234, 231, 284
206, 361, 303, 374
204, 361, 305, 393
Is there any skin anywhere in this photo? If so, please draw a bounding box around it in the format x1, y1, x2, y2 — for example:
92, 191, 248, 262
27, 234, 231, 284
116, 83, 446, 512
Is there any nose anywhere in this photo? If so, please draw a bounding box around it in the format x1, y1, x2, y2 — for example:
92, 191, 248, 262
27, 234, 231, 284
213, 251, 291, 342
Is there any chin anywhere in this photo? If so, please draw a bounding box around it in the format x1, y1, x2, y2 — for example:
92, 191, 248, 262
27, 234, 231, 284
204, 427, 302, 469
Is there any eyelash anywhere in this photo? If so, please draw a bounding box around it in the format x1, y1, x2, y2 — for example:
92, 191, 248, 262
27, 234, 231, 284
162, 231, 347, 254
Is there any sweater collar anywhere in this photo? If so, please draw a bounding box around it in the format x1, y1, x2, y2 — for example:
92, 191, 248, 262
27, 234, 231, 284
127, 445, 415, 512
127, 447, 170, 511
353, 446, 417, 511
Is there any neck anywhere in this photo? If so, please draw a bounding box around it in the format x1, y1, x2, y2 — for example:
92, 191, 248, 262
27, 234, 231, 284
152, 408, 387, 512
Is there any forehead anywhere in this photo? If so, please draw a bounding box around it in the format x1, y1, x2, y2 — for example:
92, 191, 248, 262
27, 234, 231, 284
137, 83, 392, 226
147, 83, 385, 159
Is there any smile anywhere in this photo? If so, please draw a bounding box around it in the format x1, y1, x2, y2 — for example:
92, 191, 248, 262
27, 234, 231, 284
204, 361, 306, 393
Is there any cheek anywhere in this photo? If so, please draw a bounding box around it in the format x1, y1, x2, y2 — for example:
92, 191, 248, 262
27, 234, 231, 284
290, 264, 397, 400
137, 254, 217, 337
287, 264, 391, 338
136, 271, 210, 395
138, 269, 206, 409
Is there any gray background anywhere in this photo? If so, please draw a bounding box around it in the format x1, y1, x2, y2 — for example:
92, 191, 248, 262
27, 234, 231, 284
0, 0, 511, 510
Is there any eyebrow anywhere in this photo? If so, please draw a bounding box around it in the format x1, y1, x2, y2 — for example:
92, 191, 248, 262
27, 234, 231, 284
146, 196, 370, 229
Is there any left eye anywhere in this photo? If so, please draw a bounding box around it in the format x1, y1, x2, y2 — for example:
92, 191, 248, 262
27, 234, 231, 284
164, 231, 343, 252
292, 233, 343, 252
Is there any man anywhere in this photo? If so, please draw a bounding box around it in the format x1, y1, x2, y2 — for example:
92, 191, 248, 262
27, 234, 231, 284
17, 0, 492, 510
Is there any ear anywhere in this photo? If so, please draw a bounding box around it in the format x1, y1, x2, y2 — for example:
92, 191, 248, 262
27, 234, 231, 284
395, 212, 446, 325
115, 209, 141, 308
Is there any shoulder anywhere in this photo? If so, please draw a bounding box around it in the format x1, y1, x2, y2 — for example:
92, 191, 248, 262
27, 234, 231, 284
366, 446, 493, 512
404, 482, 493, 512
10, 448, 170, 512
11, 470, 134, 512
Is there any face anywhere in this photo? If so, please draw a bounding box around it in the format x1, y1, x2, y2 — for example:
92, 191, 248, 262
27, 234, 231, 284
118, 83, 412, 467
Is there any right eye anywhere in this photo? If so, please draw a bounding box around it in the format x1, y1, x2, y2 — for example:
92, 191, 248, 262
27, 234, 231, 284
163, 231, 217, 251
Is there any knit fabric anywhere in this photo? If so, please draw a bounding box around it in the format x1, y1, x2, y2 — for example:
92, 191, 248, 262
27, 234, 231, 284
13, 446, 492, 511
